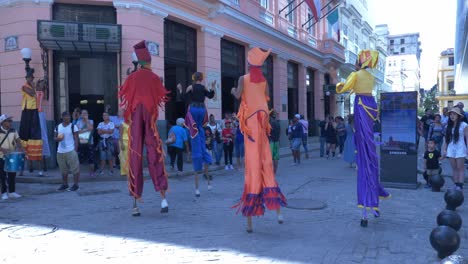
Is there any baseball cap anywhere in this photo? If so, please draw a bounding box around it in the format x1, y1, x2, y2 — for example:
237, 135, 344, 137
0, 114, 13, 124
294, 114, 300, 119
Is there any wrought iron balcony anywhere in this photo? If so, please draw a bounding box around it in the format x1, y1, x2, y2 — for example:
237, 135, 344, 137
37, 20, 122, 52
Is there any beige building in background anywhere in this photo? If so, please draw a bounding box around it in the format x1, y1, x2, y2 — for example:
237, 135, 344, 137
436, 48, 466, 111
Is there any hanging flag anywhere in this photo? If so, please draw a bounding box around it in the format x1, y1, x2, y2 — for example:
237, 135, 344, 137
327, 9, 340, 42
305, 0, 322, 21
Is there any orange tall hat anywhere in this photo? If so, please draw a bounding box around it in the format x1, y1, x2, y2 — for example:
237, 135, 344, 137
358, 49, 379, 69
247, 47, 271, 67
134, 41, 151, 65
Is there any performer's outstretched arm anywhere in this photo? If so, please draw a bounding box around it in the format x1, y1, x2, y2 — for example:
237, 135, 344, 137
336, 72, 357, 94
231, 76, 244, 100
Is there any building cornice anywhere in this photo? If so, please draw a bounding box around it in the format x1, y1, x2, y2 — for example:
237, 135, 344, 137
201, 26, 224, 38
0, 0, 53, 7
113, 1, 168, 18
134, 0, 338, 71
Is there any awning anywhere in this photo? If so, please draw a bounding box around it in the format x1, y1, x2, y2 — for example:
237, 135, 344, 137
37, 20, 121, 53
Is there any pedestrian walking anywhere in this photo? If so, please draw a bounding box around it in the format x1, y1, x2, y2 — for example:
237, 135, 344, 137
299, 115, 309, 159
336, 116, 346, 158
428, 114, 444, 151
290, 114, 303, 165
166, 118, 189, 174
207, 114, 223, 165
319, 118, 327, 157
269, 110, 281, 175
222, 120, 234, 170
54, 111, 80, 192
97, 112, 115, 176
325, 116, 337, 159
231, 47, 286, 233
442, 107, 468, 190
0, 114, 23, 200
336, 49, 390, 227
110, 108, 124, 169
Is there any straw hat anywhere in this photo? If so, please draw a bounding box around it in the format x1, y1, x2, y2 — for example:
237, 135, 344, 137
449, 107, 464, 117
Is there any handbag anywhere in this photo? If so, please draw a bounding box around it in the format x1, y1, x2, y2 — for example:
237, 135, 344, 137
165, 132, 176, 145
79, 131, 91, 144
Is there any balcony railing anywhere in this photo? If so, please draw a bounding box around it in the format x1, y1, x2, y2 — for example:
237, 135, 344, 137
37, 20, 121, 52
321, 39, 345, 59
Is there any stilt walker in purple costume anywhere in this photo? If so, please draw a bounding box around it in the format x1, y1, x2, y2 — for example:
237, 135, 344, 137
336, 50, 391, 227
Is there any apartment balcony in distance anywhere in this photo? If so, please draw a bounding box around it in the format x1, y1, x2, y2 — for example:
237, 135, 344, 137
321, 38, 345, 61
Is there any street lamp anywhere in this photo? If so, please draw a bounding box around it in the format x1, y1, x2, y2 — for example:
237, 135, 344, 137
20, 48, 32, 71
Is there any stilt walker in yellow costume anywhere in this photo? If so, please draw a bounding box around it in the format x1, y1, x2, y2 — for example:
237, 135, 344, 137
19, 67, 43, 168
336, 50, 391, 228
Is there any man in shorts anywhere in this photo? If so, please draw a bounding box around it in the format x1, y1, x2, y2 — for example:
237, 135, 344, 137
55, 111, 80, 191
290, 114, 303, 165
269, 110, 281, 174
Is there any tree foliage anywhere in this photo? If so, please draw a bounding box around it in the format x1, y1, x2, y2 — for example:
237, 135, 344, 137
421, 84, 439, 113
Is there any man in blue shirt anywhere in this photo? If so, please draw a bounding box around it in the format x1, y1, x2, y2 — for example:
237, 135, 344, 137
167, 118, 189, 173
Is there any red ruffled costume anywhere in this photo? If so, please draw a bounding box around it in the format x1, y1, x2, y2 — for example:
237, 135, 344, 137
119, 41, 169, 199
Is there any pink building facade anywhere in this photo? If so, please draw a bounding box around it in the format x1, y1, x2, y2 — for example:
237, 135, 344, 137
0, 0, 344, 143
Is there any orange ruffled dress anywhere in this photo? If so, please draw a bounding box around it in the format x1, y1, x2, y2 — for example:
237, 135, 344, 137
234, 71, 287, 216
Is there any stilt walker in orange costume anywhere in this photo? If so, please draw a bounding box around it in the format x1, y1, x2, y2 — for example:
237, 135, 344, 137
119, 41, 169, 216
231, 47, 287, 233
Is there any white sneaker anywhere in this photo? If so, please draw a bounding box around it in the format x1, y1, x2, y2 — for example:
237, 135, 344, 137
277, 214, 284, 224
8, 192, 21, 199
161, 199, 168, 208
225, 165, 229, 170
207, 184, 212, 191
195, 189, 200, 197
1, 193, 8, 200
229, 165, 234, 170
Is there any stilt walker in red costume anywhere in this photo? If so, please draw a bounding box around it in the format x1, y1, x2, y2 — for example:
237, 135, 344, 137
119, 41, 169, 216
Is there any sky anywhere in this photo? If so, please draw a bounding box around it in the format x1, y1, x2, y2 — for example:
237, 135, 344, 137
367, 0, 457, 89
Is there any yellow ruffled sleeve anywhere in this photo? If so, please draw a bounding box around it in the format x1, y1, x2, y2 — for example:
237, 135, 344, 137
336, 72, 357, 94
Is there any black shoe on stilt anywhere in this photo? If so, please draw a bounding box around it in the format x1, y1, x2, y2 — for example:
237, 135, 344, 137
246, 228, 253, 233
360, 219, 368, 227
160, 207, 169, 213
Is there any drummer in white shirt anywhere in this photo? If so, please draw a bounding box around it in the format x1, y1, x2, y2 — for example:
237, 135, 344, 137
0, 114, 23, 200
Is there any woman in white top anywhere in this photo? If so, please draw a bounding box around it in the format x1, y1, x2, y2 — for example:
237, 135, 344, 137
442, 107, 468, 190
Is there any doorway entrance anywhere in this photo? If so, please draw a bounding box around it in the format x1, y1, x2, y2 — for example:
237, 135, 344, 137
306, 68, 316, 135
53, 52, 118, 122
221, 39, 245, 117
164, 20, 197, 126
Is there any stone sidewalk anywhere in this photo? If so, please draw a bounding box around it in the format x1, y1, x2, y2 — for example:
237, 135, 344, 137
0, 143, 467, 263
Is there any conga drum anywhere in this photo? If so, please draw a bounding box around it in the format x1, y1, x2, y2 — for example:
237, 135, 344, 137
4, 152, 25, 172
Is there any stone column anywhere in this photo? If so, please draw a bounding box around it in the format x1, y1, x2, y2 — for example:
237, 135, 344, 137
298, 65, 307, 118
198, 27, 223, 120
314, 70, 325, 119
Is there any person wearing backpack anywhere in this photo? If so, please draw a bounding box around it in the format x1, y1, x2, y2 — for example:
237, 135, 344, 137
55, 111, 80, 191
0, 114, 23, 200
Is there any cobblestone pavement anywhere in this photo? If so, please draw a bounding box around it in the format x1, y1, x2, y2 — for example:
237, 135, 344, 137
0, 151, 467, 264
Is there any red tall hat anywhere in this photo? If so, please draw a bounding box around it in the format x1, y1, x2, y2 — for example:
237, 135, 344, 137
133, 41, 151, 65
